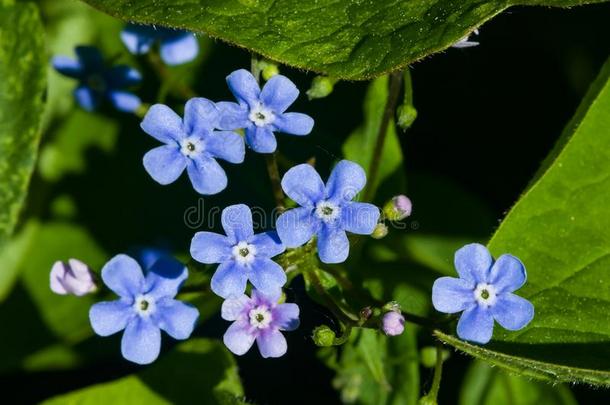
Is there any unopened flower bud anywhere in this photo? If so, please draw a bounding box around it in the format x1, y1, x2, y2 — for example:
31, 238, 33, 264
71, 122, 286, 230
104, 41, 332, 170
382, 311, 405, 336
260, 60, 280, 81
50, 259, 97, 296
371, 223, 388, 239
396, 104, 417, 131
359, 306, 373, 321
312, 325, 336, 346
383, 195, 412, 221
420, 346, 450, 368
306, 76, 338, 100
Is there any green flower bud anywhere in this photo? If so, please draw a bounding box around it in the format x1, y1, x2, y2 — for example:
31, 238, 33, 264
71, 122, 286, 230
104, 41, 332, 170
371, 223, 388, 239
312, 325, 336, 347
383, 195, 412, 221
306, 76, 338, 100
396, 104, 417, 131
260, 60, 280, 81
420, 346, 450, 368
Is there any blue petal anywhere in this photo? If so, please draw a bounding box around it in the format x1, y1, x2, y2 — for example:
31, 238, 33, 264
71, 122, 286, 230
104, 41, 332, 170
184, 97, 219, 134
245, 125, 277, 153
120, 24, 156, 54
205, 130, 245, 164
89, 300, 132, 336
211, 261, 248, 299
221, 294, 251, 321
341, 202, 379, 235
217, 101, 249, 130
75, 46, 104, 71
74, 86, 101, 111
107, 65, 142, 87
488, 254, 527, 293
223, 320, 255, 355
108, 90, 142, 113
141, 104, 186, 143
226, 69, 261, 107
250, 231, 285, 258
317, 224, 349, 264
273, 303, 300, 331
145, 256, 188, 299
276, 207, 319, 248
273, 112, 314, 136
325, 160, 367, 202
454, 243, 492, 284
143, 145, 187, 185
260, 74, 299, 113
121, 317, 161, 365
153, 298, 199, 339
135, 248, 169, 270
160, 32, 199, 66
221, 204, 254, 242
432, 276, 476, 314
101, 254, 144, 298
248, 258, 286, 296
491, 293, 534, 331
190, 231, 233, 263
456, 305, 494, 344
256, 329, 287, 358
52, 56, 83, 79
186, 156, 227, 195
280, 163, 325, 207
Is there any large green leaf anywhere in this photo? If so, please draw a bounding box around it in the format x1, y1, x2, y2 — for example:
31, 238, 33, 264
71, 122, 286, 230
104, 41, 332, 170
437, 58, 610, 386
0, 1, 46, 243
42, 338, 247, 405
78, 0, 606, 80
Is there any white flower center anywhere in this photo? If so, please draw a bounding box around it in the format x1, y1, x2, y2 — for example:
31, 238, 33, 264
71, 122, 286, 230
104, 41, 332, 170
474, 283, 497, 307
315, 200, 341, 223
180, 136, 204, 158
134, 294, 156, 317
232, 241, 257, 265
248, 103, 275, 127
249, 305, 272, 329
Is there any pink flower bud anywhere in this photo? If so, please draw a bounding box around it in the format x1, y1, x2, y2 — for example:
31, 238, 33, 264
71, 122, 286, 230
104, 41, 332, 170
50, 259, 97, 296
382, 311, 405, 336
392, 195, 412, 219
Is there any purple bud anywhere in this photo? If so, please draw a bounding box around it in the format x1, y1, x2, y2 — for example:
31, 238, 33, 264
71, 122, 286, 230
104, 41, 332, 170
392, 195, 412, 219
50, 259, 97, 296
382, 311, 405, 336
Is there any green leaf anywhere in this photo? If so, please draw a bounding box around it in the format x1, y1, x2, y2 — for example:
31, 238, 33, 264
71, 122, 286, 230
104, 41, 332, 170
437, 57, 610, 386
78, 0, 606, 80
459, 360, 577, 405
343, 75, 404, 200
0, 1, 46, 243
42, 338, 247, 405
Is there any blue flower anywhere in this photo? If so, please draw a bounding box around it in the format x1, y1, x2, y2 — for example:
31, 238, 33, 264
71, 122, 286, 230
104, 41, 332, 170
190, 204, 286, 299
221, 289, 299, 358
52, 46, 142, 113
276, 160, 380, 264
432, 243, 534, 344
217, 69, 314, 153
121, 24, 199, 66
89, 254, 199, 365
141, 98, 245, 195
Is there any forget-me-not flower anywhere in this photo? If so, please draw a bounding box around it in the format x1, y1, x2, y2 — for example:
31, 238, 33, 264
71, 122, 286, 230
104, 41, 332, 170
432, 243, 534, 344
121, 24, 199, 66
217, 69, 314, 153
276, 160, 380, 264
221, 289, 299, 358
141, 98, 245, 195
89, 254, 199, 364
190, 204, 286, 299
50, 259, 97, 296
52, 46, 142, 113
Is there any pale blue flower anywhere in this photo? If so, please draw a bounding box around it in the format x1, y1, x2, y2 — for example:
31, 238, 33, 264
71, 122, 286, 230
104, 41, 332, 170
121, 24, 199, 66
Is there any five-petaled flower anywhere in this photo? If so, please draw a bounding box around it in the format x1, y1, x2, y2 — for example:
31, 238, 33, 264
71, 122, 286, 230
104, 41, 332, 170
89, 254, 199, 364
221, 289, 299, 358
190, 204, 286, 299
217, 69, 314, 153
276, 160, 380, 263
52, 46, 142, 113
141, 98, 245, 195
432, 243, 534, 344
121, 24, 199, 66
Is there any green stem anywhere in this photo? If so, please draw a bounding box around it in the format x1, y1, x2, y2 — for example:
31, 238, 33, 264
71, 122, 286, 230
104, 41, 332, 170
363, 71, 403, 202
147, 52, 197, 100
307, 267, 357, 324
427, 343, 445, 401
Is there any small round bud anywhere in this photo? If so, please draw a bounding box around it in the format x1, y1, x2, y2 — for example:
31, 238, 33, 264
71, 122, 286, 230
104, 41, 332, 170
50, 259, 97, 296
371, 223, 388, 239
312, 325, 336, 346
260, 61, 280, 81
420, 346, 450, 368
381, 311, 405, 336
359, 306, 373, 321
306, 76, 338, 100
383, 195, 412, 221
396, 104, 418, 131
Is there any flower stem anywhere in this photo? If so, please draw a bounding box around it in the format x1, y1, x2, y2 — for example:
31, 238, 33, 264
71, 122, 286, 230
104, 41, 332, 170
147, 52, 197, 100
427, 343, 445, 401
363, 71, 403, 202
